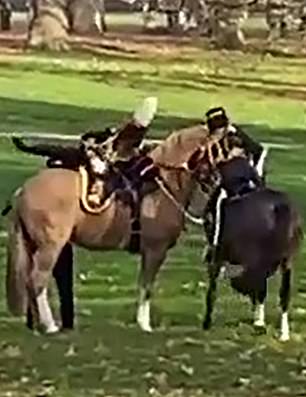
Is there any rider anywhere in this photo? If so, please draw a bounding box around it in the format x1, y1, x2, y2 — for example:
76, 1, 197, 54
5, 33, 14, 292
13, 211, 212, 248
12, 97, 158, 208
203, 106, 266, 260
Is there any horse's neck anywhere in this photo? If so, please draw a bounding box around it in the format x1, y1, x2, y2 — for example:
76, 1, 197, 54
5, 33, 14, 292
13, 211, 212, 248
150, 125, 208, 168
149, 125, 209, 207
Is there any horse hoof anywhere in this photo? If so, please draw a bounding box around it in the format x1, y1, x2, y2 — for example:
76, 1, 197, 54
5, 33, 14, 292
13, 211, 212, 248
254, 324, 266, 335
279, 333, 290, 342
138, 323, 153, 333
254, 319, 266, 328
45, 324, 60, 334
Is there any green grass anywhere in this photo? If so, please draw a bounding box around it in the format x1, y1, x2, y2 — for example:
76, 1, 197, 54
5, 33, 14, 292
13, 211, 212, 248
0, 47, 306, 396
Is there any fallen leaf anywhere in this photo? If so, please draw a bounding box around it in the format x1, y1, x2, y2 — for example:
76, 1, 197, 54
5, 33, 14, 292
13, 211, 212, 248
143, 371, 153, 380
3, 345, 21, 358
93, 342, 109, 355
40, 343, 50, 351
79, 273, 87, 281
148, 387, 160, 396
181, 282, 192, 291
154, 371, 169, 391
41, 379, 54, 387
165, 339, 175, 349
106, 276, 114, 284
295, 307, 306, 315
234, 377, 251, 387
157, 356, 169, 363
180, 364, 194, 377
276, 386, 291, 394
183, 337, 203, 346
79, 308, 92, 317
109, 285, 118, 293
64, 345, 76, 358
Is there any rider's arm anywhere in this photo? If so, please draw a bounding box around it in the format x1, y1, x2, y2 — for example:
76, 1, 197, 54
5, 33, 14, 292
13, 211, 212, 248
233, 125, 264, 164
233, 125, 267, 177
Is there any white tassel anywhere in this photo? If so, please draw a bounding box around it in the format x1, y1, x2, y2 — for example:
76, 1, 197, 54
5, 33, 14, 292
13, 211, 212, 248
256, 148, 268, 177
133, 97, 158, 128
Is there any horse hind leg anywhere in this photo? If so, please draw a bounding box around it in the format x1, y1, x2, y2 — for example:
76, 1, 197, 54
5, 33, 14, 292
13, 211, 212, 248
279, 264, 291, 342
28, 244, 64, 334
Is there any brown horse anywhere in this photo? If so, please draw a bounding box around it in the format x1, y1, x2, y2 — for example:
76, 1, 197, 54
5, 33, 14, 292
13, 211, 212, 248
6, 123, 217, 334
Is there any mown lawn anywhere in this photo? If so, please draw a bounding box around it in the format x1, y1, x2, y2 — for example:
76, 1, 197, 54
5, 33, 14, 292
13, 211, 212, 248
0, 46, 306, 396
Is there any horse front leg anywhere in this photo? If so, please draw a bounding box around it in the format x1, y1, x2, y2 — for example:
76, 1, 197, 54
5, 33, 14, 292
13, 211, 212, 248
279, 266, 291, 342
203, 260, 222, 330
252, 279, 267, 330
137, 247, 167, 333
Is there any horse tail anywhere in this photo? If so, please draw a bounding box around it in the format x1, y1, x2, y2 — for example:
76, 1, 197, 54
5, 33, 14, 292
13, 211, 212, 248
6, 213, 30, 316
274, 198, 303, 258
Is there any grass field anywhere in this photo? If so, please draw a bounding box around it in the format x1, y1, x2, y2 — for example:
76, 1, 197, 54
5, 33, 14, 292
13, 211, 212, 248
0, 43, 306, 397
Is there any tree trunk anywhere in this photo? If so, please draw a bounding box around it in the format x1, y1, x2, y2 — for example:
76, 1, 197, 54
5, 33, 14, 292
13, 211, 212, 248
28, 0, 70, 51
209, 2, 248, 50
27, 0, 106, 51
70, 0, 106, 35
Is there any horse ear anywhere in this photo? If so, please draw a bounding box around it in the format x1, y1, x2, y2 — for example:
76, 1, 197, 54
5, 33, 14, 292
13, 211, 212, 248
112, 97, 158, 158
186, 147, 204, 171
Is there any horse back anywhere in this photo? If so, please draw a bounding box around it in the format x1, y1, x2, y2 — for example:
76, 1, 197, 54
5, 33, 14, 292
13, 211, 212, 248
21, 168, 79, 205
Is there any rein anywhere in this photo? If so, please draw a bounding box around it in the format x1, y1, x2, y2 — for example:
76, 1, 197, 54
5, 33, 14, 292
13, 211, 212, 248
154, 177, 204, 226
153, 160, 205, 226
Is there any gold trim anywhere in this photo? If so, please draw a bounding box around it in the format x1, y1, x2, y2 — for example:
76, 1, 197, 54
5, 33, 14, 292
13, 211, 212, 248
79, 166, 114, 215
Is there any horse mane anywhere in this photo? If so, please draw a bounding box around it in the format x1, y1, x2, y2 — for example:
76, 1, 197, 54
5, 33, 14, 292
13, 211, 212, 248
150, 124, 210, 167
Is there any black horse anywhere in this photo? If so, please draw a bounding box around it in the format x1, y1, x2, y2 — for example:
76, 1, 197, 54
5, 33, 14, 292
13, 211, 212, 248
201, 157, 303, 341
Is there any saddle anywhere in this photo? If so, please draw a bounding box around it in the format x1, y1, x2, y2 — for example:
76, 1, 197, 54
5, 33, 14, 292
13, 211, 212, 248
78, 154, 160, 252
112, 155, 160, 253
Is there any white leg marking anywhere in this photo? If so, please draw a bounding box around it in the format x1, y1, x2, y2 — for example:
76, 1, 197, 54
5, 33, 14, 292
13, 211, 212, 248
280, 312, 290, 342
254, 304, 265, 327
219, 266, 226, 279
137, 288, 152, 333
213, 188, 227, 246
37, 289, 59, 334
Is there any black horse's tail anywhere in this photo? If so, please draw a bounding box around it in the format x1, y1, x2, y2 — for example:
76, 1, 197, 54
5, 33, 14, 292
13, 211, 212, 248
273, 197, 303, 257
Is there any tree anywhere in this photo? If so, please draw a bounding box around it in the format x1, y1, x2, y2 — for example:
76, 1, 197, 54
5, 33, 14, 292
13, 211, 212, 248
208, 0, 257, 50
28, 0, 106, 51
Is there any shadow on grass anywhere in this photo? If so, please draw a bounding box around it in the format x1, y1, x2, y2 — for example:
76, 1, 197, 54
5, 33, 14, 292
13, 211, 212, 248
0, 96, 196, 137
1, 96, 306, 140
